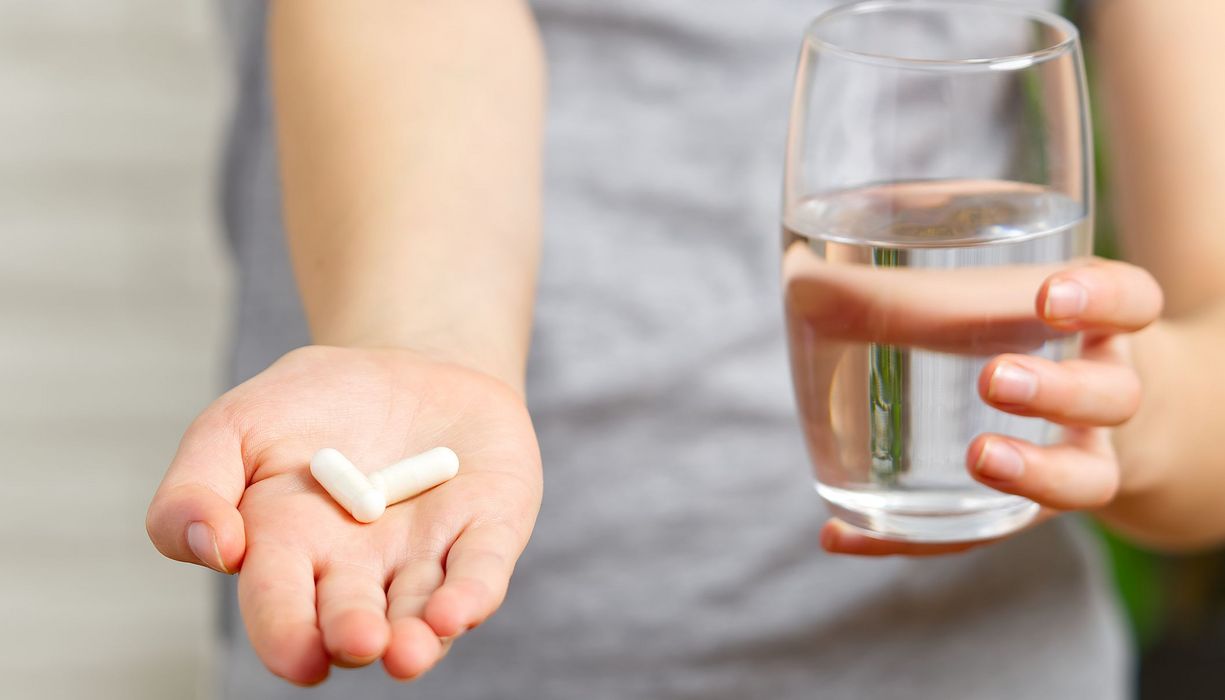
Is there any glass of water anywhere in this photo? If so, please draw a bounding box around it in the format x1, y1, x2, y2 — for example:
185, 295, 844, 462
781, 0, 1092, 542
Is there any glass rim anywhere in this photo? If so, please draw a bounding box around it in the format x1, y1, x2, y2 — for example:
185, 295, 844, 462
804, 0, 1081, 72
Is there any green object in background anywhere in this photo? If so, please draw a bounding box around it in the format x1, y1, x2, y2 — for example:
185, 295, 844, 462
1096, 523, 1165, 646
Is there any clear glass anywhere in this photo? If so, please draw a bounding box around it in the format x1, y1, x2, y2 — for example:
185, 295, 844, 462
781, 0, 1093, 542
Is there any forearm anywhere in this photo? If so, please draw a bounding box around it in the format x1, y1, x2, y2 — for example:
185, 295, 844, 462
1091, 0, 1225, 549
270, 0, 544, 390
1093, 0, 1225, 316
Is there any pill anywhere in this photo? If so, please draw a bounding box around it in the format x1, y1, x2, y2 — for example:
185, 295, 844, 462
309, 448, 386, 523
369, 447, 460, 506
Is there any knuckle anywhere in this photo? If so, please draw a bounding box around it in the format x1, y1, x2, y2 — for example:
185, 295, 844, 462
1086, 472, 1120, 510
191, 397, 242, 436
1028, 472, 1062, 508
1096, 261, 1164, 325
1090, 270, 1123, 314
1147, 274, 1166, 317
1117, 372, 1144, 420
455, 575, 496, 604
1099, 368, 1142, 426
1051, 451, 1120, 510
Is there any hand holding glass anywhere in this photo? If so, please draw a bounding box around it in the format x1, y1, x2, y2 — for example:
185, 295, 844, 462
782, 1, 1092, 542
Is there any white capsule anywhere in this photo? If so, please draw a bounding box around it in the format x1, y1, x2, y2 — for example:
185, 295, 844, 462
369, 447, 460, 506
309, 448, 386, 523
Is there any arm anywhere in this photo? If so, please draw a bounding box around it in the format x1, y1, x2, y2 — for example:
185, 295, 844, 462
148, 0, 546, 685
1089, 0, 1225, 550
273, 0, 544, 389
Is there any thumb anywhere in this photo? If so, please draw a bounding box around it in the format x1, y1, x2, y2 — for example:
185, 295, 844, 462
147, 408, 247, 574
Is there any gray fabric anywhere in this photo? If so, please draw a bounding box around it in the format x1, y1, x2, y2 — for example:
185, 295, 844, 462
215, 1, 1129, 698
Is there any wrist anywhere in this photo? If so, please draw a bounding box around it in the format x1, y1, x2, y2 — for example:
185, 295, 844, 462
311, 325, 529, 396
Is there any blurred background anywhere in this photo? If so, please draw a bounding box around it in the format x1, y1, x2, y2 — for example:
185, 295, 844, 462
1, 1, 1222, 698
0, 2, 226, 698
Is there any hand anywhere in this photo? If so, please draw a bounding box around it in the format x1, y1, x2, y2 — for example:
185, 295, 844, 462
814, 259, 1164, 555
146, 346, 541, 684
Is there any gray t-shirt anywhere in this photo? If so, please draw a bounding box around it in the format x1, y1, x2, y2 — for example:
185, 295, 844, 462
215, 2, 1128, 698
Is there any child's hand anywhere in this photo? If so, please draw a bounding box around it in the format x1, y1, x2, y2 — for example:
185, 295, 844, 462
146, 346, 541, 684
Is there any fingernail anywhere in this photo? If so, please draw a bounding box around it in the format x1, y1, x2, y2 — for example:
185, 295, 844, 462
988, 362, 1038, 404
974, 440, 1025, 481
1044, 280, 1088, 320
187, 521, 227, 574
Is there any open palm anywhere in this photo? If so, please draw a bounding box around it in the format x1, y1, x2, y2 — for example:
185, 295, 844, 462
147, 346, 541, 685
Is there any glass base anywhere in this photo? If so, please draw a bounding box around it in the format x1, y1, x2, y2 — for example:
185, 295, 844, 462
816, 483, 1040, 543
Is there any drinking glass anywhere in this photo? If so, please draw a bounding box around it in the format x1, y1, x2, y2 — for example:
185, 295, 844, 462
781, 0, 1092, 542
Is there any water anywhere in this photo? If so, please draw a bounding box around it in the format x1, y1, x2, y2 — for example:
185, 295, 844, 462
782, 180, 1092, 541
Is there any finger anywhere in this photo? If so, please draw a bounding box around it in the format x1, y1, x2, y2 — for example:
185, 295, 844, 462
968, 434, 1119, 511
980, 354, 1142, 427
384, 558, 446, 681
315, 563, 391, 667
1037, 260, 1163, 333
424, 522, 524, 638
819, 519, 999, 556
237, 546, 329, 686
146, 408, 247, 573
784, 243, 1066, 354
